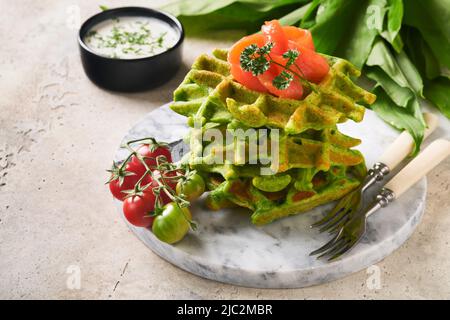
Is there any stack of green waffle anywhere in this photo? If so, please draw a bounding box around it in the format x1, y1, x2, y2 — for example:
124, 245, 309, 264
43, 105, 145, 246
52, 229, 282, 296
170, 49, 376, 225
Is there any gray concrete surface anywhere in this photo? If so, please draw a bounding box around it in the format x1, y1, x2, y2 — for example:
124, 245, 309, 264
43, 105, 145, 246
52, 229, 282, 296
1, 0, 450, 299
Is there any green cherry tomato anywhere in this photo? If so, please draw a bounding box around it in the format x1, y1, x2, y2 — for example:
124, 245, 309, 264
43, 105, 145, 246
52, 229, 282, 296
152, 202, 192, 244
176, 173, 205, 201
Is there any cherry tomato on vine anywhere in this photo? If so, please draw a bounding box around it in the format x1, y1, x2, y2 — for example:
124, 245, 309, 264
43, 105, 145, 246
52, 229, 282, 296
176, 172, 205, 201
151, 169, 179, 205
126, 160, 147, 178
152, 202, 192, 244
108, 162, 151, 201
130, 143, 172, 171
123, 191, 156, 227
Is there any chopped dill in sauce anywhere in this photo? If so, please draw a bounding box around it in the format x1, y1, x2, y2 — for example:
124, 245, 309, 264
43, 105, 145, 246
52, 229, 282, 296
83, 17, 178, 59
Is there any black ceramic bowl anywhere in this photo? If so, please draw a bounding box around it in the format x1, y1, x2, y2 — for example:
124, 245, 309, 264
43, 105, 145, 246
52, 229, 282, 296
78, 7, 184, 92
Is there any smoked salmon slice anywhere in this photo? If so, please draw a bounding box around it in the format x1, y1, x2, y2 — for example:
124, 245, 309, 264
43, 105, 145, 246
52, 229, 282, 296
288, 41, 329, 84
258, 55, 303, 99
282, 26, 315, 50
261, 20, 289, 55
227, 20, 330, 99
228, 34, 268, 92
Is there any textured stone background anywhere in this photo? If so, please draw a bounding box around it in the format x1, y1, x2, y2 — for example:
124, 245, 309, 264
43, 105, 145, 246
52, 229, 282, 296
1, 0, 449, 299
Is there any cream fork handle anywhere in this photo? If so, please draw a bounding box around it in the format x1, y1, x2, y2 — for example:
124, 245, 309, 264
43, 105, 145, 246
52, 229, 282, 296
384, 139, 450, 198
378, 113, 439, 170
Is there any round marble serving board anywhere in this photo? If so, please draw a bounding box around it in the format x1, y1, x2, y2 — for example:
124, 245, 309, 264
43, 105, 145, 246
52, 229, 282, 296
114, 104, 426, 288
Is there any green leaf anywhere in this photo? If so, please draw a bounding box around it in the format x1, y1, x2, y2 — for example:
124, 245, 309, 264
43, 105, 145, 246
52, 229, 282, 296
424, 77, 450, 119
310, 0, 387, 69
299, 0, 322, 29
380, 0, 403, 52
279, 2, 312, 26
365, 39, 426, 147
365, 66, 413, 107
366, 39, 423, 97
161, 0, 237, 16
161, 0, 308, 16
403, 0, 450, 69
239, 0, 310, 12
403, 27, 442, 80
371, 87, 425, 155
163, 1, 308, 35
395, 50, 423, 97
386, 0, 402, 37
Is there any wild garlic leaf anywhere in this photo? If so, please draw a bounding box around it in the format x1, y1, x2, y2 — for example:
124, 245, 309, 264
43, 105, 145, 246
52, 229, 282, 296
424, 77, 450, 119
365, 66, 413, 107
371, 87, 425, 156
161, 0, 236, 16
380, 0, 404, 52
311, 0, 387, 69
395, 50, 424, 97
366, 39, 422, 97
386, 0, 403, 37
403, 28, 440, 81
160, 0, 309, 34
278, 2, 312, 26
299, 0, 322, 29
403, 0, 450, 69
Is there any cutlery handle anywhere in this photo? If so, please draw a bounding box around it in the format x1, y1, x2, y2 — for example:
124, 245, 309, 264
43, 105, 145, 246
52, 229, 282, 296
378, 113, 439, 170
384, 139, 450, 198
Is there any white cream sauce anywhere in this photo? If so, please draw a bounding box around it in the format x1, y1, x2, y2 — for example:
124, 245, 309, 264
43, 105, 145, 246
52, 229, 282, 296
83, 16, 179, 59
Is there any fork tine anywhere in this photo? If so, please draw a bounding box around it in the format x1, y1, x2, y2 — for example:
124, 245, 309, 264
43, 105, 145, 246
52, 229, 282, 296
309, 229, 342, 256
316, 237, 347, 259
310, 197, 348, 228
321, 192, 362, 233
327, 241, 352, 261
318, 209, 351, 233
326, 215, 352, 234
328, 238, 359, 261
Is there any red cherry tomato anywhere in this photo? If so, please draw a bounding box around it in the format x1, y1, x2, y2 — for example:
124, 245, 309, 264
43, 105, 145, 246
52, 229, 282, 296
109, 162, 151, 201
126, 160, 146, 178
123, 191, 156, 227
130, 144, 172, 171
151, 169, 179, 205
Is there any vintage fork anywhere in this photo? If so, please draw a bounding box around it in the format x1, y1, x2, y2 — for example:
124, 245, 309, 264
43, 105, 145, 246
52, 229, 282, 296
311, 139, 450, 261
311, 112, 438, 234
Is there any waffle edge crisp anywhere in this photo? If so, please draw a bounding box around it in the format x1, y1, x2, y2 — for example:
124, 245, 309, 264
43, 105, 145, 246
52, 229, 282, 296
170, 48, 376, 225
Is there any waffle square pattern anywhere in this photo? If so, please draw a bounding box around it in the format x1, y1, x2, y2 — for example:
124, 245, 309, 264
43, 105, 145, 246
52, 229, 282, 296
170, 49, 376, 225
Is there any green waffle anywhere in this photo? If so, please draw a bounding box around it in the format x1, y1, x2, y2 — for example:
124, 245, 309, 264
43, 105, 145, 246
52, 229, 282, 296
170, 49, 375, 225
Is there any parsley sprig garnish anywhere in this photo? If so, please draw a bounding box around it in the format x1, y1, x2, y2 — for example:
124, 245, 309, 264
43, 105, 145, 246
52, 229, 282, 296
272, 70, 294, 90
240, 42, 316, 92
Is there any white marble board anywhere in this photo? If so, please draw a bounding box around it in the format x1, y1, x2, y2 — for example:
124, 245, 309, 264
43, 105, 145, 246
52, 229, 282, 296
114, 104, 426, 288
